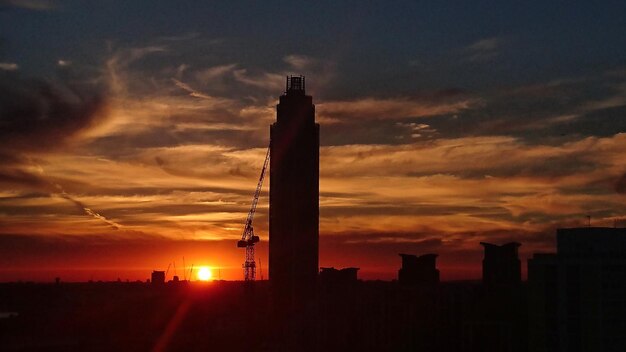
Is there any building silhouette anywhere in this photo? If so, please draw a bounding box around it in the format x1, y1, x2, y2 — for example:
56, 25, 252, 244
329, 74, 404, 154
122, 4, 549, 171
480, 242, 521, 286
269, 75, 319, 309
528, 227, 626, 352
398, 253, 439, 285
151, 270, 165, 285
319, 267, 359, 285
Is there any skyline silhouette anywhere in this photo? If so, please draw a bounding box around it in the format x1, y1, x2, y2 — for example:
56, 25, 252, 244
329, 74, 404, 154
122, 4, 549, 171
2, 226, 623, 351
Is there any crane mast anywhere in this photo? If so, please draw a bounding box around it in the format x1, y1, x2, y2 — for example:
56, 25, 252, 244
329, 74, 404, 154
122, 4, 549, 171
237, 145, 270, 281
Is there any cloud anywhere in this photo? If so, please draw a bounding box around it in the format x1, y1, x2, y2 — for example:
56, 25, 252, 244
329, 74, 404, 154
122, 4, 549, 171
314, 133, 626, 235
0, 167, 50, 189
318, 92, 474, 123
0, 72, 108, 152
0, 62, 19, 70
283, 54, 316, 70
172, 78, 214, 100
54, 183, 121, 230
464, 37, 500, 63
414, 71, 626, 141
0, 0, 55, 11
195, 64, 237, 82
616, 172, 626, 194
105, 45, 167, 94
396, 122, 438, 139
157, 32, 200, 42
233, 68, 284, 92
467, 38, 499, 52
320, 134, 626, 179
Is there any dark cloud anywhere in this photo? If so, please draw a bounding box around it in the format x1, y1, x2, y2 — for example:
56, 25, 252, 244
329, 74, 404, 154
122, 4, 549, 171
320, 204, 506, 218
318, 72, 626, 147
322, 228, 555, 250
0, 71, 107, 152
418, 74, 626, 143
87, 128, 264, 158
321, 120, 408, 146
0, 168, 50, 189
457, 155, 599, 179
0, 0, 56, 11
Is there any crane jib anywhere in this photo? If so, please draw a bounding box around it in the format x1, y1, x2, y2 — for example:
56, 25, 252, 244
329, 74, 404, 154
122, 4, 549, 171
240, 145, 270, 242
237, 145, 270, 281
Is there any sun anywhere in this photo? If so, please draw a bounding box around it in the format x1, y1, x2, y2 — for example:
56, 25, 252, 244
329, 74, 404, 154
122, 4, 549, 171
197, 266, 212, 281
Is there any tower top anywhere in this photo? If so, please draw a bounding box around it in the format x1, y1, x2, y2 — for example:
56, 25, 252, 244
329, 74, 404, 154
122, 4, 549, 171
285, 75, 305, 95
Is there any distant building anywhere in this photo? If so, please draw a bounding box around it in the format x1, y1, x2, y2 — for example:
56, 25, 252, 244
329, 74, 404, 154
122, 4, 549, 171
398, 253, 439, 285
528, 227, 626, 352
151, 271, 165, 285
319, 267, 359, 285
480, 242, 521, 286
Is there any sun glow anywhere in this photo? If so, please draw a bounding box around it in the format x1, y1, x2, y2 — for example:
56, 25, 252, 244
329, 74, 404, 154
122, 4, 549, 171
197, 266, 212, 281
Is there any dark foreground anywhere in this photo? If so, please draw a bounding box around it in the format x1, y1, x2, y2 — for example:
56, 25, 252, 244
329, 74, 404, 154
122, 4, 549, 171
0, 280, 527, 352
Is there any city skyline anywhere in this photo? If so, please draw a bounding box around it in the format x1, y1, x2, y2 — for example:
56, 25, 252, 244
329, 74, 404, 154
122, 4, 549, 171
1, 1, 626, 282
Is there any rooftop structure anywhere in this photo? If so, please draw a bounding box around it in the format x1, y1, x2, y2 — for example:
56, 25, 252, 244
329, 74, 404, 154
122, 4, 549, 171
398, 253, 440, 285
151, 271, 165, 285
319, 267, 359, 284
480, 242, 521, 286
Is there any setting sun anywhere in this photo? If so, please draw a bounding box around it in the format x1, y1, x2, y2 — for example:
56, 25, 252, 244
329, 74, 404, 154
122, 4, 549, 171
197, 266, 212, 281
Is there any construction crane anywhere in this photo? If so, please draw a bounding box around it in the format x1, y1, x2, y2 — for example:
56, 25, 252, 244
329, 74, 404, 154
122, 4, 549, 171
237, 145, 270, 281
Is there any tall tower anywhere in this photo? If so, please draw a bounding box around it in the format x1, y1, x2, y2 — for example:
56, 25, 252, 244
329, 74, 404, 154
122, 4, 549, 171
269, 75, 319, 306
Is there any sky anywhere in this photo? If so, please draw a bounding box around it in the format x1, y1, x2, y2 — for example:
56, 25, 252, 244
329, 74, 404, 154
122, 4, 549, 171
1, 0, 625, 282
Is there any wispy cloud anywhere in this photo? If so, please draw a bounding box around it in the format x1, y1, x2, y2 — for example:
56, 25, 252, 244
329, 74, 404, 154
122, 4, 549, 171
105, 45, 167, 94
172, 78, 213, 100
0, 0, 56, 11
464, 37, 500, 62
283, 54, 316, 70
0, 70, 108, 152
0, 62, 19, 70
318, 94, 475, 122
195, 63, 237, 82
232, 68, 284, 91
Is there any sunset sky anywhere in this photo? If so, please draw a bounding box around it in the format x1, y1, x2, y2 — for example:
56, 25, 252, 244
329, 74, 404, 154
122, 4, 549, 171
1, 1, 625, 282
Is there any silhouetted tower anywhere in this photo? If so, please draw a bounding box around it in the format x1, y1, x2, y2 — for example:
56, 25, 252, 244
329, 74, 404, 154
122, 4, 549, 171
269, 76, 319, 306
480, 242, 521, 286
